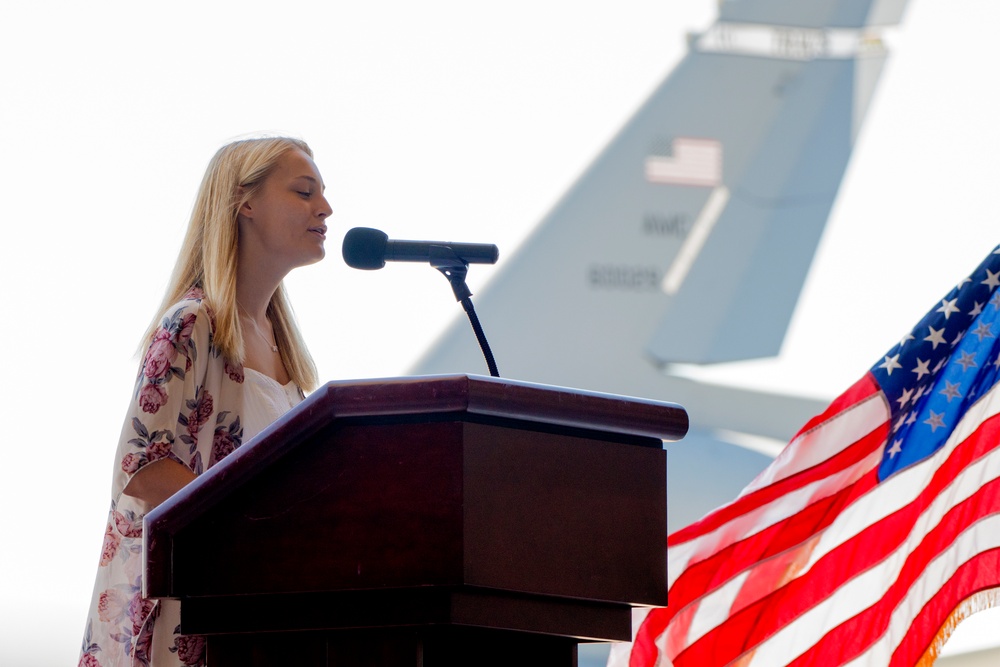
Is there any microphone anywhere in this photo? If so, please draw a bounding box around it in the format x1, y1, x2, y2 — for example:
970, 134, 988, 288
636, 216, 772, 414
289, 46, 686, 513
343, 227, 499, 270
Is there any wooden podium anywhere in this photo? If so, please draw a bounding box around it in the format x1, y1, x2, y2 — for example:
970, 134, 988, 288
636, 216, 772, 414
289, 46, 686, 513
144, 375, 687, 666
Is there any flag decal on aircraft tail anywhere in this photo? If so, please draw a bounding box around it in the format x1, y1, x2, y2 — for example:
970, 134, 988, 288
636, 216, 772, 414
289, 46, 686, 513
645, 138, 722, 187
611, 246, 1000, 666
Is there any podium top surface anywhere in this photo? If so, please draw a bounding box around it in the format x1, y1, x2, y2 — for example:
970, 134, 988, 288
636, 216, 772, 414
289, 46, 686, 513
310, 374, 688, 441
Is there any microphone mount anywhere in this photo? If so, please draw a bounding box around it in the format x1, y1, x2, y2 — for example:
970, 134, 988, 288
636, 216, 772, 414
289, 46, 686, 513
430, 246, 499, 378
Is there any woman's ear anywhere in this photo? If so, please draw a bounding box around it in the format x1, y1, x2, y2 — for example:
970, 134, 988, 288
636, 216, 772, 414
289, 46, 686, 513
237, 186, 253, 220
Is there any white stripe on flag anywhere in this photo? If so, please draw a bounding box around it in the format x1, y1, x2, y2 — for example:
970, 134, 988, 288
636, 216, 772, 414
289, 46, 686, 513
743, 392, 887, 494
687, 570, 751, 645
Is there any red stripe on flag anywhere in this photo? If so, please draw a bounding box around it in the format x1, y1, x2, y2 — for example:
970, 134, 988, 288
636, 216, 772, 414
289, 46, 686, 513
891, 549, 1000, 666
792, 375, 883, 443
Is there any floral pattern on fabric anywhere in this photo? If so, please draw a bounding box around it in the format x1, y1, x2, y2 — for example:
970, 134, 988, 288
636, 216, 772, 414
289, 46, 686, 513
169, 627, 207, 666
80, 289, 246, 667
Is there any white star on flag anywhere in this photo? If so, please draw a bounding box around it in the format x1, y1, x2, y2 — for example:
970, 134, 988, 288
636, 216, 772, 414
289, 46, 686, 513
924, 327, 947, 349
937, 298, 960, 319
955, 351, 979, 372
939, 381, 963, 402
880, 354, 902, 375
923, 411, 946, 432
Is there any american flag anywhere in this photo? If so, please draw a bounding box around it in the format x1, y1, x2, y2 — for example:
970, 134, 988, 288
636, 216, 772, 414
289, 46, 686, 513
645, 138, 723, 188
610, 246, 1000, 666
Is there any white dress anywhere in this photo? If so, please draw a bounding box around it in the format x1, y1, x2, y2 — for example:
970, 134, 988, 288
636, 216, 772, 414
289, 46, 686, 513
241, 368, 304, 439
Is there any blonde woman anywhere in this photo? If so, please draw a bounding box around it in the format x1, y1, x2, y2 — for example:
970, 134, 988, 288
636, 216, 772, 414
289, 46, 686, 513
80, 136, 332, 667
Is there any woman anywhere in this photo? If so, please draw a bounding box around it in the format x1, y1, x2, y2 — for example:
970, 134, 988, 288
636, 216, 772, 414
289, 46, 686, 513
79, 136, 332, 667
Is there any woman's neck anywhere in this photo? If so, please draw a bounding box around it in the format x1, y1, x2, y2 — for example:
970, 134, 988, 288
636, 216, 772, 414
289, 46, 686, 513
235, 257, 285, 321
236, 285, 274, 322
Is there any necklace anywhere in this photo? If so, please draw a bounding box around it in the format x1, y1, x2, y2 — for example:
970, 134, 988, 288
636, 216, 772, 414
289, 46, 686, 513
240, 307, 278, 353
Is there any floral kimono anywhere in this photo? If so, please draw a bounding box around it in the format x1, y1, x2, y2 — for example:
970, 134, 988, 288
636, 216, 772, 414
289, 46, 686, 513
80, 288, 246, 667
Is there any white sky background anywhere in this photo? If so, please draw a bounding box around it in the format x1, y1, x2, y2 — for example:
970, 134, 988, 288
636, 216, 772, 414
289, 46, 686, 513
2, 0, 1000, 663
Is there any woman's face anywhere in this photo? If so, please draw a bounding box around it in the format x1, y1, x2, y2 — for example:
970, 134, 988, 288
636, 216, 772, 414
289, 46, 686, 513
239, 148, 332, 273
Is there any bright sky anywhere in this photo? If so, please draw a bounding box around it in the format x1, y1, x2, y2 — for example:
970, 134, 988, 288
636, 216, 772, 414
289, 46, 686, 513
2, 1, 1000, 664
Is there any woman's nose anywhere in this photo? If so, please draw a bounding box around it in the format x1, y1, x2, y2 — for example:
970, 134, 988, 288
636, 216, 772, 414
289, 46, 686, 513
317, 195, 332, 218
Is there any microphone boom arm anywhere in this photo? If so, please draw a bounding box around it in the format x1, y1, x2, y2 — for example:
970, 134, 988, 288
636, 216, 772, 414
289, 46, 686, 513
430, 246, 500, 378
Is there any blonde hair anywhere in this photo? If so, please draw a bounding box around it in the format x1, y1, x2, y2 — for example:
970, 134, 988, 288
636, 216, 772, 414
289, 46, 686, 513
143, 136, 319, 391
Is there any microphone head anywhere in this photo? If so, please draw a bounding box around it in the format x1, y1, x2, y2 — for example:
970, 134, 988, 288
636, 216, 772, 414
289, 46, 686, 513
342, 227, 388, 270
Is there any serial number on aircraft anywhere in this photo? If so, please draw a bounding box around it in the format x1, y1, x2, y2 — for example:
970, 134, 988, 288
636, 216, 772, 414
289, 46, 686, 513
587, 264, 661, 291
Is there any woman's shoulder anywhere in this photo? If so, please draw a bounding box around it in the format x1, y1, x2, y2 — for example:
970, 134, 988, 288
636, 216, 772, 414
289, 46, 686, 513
153, 287, 217, 340
139, 286, 242, 397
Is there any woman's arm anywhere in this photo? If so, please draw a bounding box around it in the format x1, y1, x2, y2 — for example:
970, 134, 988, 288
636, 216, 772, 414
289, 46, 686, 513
122, 457, 196, 507
113, 296, 219, 509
